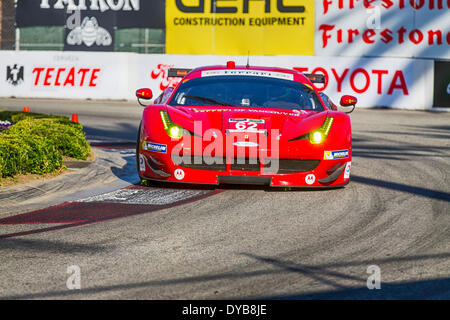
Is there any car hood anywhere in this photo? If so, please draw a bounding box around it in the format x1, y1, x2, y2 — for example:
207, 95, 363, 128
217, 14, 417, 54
166, 105, 328, 141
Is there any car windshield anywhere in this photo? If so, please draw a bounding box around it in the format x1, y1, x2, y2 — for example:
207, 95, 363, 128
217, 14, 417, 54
169, 75, 324, 111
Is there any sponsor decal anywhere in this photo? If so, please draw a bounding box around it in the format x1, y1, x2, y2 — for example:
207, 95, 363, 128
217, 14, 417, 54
233, 141, 259, 147
344, 162, 351, 179
139, 154, 145, 172
6, 64, 24, 86
143, 141, 167, 154
201, 70, 294, 81
66, 17, 113, 47
324, 149, 349, 160
229, 119, 264, 123
174, 168, 185, 180
229, 118, 265, 133
190, 108, 302, 117
305, 174, 315, 185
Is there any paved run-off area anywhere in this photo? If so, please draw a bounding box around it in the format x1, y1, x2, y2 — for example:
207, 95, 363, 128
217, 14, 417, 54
0, 98, 449, 299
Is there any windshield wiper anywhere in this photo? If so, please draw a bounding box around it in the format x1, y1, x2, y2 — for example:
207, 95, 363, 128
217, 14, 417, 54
183, 95, 235, 107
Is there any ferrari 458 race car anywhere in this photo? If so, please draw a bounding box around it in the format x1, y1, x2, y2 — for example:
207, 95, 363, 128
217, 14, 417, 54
135, 62, 357, 187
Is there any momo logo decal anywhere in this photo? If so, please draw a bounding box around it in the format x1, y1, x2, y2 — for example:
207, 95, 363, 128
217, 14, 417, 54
6, 65, 24, 86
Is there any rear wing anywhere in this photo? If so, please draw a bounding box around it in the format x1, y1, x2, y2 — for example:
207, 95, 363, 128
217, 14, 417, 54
168, 68, 192, 78
167, 68, 325, 84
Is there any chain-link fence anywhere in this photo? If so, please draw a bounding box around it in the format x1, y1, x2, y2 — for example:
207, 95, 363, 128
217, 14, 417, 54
18, 27, 165, 53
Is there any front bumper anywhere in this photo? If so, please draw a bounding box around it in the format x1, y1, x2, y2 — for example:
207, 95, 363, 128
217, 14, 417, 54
139, 150, 351, 188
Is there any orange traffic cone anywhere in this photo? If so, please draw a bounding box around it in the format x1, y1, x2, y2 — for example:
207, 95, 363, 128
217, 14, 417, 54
71, 113, 79, 123
23, 106, 30, 113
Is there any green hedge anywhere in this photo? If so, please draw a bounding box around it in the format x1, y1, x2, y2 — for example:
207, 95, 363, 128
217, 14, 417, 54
0, 111, 91, 179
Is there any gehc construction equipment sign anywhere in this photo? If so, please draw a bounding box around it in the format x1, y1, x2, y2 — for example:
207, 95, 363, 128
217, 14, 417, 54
166, 0, 315, 55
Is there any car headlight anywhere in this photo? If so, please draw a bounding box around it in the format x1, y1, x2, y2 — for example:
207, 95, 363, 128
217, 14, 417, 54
160, 110, 184, 139
309, 117, 333, 144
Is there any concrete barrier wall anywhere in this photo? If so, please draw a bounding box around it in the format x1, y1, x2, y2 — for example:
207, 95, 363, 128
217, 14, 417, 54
0, 51, 434, 110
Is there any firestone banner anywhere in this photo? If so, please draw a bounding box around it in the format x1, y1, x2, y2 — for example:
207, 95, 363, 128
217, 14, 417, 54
315, 0, 450, 59
166, 0, 315, 55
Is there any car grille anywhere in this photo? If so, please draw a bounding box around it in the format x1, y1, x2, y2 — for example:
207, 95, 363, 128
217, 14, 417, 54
176, 156, 319, 173
230, 158, 260, 171
264, 159, 320, 173
177, 156, 227, 171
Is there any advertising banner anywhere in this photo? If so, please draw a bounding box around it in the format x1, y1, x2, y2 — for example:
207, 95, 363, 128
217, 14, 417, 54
136, 54, 434, 110
433, 60, 450, 108
0, 51, 434, 110
315, 0, 450, 59
166, 0, 315, 55
16, 0, 165, 51
16, 0, 164, 28
0, 51, 134, 100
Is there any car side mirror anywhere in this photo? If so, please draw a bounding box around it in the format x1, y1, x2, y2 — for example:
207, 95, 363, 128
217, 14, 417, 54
136, 88, 153, 100
339, 95, 357, 113
136, 88, 153, 107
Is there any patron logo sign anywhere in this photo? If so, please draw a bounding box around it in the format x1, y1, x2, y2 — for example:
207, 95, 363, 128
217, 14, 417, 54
166, 0, 315, 55
39, 0, 140, 11
16, 0, 164, 30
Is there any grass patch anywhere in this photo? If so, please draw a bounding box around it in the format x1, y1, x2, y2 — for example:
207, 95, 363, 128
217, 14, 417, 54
0, 110, 91, 180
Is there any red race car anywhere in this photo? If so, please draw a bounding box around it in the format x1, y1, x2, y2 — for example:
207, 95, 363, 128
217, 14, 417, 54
136, 62, 357, 187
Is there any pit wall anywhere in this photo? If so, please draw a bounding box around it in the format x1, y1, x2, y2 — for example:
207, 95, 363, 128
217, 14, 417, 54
0, 51, 435, 110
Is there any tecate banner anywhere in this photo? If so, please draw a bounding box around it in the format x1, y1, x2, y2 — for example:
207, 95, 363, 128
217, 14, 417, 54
0, 51, 434, 110
315, 0, 450, 59
0, 51, 133, 100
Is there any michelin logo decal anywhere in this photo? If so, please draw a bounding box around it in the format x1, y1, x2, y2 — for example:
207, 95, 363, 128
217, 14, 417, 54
143, 142, 167, 153
324, 150, 349, 160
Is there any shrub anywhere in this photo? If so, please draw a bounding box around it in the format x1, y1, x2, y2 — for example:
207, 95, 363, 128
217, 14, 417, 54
0, 110, 91, 179
0, 134, 62, 178
5, 118, 91, 160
